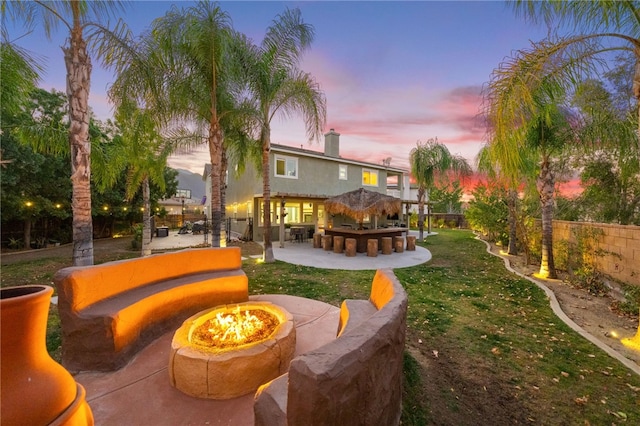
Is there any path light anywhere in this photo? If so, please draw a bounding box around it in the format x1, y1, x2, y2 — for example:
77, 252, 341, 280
55, 204, 62, 209
25, 201, 33, 207
103, 206, 108, 212
621, 315, 640, 352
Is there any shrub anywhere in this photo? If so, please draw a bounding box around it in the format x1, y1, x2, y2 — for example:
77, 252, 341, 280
465, 184, 508, 244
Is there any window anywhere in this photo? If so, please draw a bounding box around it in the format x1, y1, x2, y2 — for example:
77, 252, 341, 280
339, 164, 348, 180
362, 169, 378, 186
275, 155, 298, 178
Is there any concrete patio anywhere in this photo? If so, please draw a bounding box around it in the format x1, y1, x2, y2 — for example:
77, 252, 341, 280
148, 229, 432, 270
74, 294, 340, 426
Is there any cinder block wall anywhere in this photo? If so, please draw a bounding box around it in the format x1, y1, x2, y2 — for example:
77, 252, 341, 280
553, 220, 640, 287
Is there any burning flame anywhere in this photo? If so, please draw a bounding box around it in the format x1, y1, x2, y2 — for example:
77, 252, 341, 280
209, 307, 264, 343
189, 305, 280, 351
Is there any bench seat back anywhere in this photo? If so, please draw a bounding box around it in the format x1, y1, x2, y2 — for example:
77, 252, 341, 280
55, 247, 242, 312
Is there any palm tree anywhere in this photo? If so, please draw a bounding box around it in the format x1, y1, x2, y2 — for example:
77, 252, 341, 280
476, 137, 539, 257
0, 39, 40, 119
487, 69, 575, 279
107, 103, 172, 257
100, 2, 228, 247
476, 145, 519, 256
5, 1, 126, 266
238, 8, 326, 263
504, 0, 640, 166
409, 138, 471, 242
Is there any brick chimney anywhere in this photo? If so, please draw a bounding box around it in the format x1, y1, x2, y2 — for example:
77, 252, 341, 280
324, 128, 340, 158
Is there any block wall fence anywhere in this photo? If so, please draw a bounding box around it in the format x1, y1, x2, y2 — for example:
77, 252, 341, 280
552, 220, 640, 287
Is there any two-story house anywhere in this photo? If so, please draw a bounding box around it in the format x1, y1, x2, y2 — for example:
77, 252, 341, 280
204, 129, 409, 242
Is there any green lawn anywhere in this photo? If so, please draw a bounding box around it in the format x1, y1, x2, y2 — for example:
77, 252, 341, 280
3, 229, 639, 424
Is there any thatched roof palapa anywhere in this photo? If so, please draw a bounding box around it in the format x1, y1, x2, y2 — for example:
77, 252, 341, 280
324, 188, 402, 222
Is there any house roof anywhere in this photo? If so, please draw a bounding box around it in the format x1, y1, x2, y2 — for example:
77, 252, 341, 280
271, 143, 407, 174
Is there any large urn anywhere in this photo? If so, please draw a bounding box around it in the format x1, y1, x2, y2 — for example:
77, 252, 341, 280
0, 285, 93, 425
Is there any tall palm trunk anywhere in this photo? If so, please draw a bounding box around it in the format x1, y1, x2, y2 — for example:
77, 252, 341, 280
537, 159, 556, 279
141, 177, 152, 256
417, 187, 425, 242
220, 150, 228, 245
209, 120, 223, 248
64, 23, 94, 266
426, 188, 432, 235
632, 48, 640, 153
507, 188, 518, 255
262, 126, 274, 262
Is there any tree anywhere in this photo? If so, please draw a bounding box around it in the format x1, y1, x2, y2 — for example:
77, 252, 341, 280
0, 39, 40, 119
409, 138, 471, 242
5, 0, 127, 266
506, 1, 640, 163
104, 1, 246, 248
571, 60, 640, 225
465, 183, 510, 246
108, 102, 173, 255
430, 181, 465, 214
233, 8, 327, 262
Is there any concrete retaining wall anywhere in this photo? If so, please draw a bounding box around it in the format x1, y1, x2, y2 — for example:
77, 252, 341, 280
553, 220, 640, 287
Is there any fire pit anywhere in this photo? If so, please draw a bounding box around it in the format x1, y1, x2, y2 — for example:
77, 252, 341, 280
169, 301, 295, 399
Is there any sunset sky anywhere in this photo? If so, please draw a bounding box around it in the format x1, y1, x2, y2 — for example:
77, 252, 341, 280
6, 1, 556, 175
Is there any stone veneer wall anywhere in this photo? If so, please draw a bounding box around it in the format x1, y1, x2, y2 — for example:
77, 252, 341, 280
287, 270, 407, 425
255, 269, 408, 426
553, 220, 640, 287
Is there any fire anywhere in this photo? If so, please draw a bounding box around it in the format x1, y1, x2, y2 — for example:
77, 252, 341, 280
190, 306, 279, 351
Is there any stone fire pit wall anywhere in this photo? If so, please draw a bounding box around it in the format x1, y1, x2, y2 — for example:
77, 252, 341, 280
254, 269, 408, 426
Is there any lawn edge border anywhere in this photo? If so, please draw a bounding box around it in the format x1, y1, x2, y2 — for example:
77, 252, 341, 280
476, 235, 640, 377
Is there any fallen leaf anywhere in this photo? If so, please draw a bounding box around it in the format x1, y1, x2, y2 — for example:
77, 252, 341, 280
608, 410, 628, 420
627, 383, 640, 392
491, 347, 500, 355
561, 371, 569, 377
432, 350, 439, 358
574, 396, 588, 405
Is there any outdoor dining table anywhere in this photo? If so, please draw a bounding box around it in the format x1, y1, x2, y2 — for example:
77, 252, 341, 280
324, 227, 406, 253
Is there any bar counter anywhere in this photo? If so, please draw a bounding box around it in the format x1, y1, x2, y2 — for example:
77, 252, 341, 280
324, 227, 406, 253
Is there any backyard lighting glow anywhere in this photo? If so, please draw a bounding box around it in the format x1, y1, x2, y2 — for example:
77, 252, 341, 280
621, 334, 640, 352
25, 201, 33, 207
55, 204, 62, 209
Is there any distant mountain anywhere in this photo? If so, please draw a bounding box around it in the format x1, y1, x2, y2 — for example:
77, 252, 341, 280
175, 169, 205, 202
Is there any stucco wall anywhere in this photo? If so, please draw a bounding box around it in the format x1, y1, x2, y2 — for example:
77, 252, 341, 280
553, 220, 640, 287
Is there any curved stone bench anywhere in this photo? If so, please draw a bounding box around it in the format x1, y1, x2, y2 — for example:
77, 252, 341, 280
254, 269, 408, 426
54, 247, 248, 372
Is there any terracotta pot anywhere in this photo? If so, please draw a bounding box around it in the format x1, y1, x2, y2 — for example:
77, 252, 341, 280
1, 285, 93, 426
